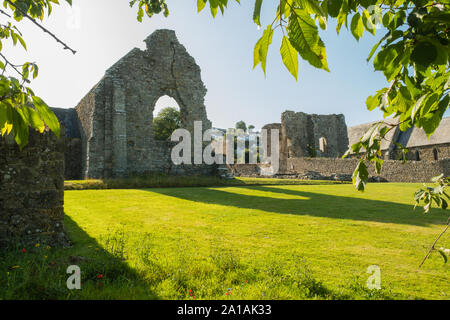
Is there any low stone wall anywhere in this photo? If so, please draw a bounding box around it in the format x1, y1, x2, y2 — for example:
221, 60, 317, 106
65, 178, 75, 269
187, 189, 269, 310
228, 164, 261, 177
230, 158, 450, 183
0, 130, 68, 249
285, 158, 449, 182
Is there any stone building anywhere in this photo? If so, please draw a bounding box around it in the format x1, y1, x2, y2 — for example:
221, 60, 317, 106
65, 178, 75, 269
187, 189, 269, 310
348, 117, 450, 161
281, 111, 349, 158
52, 29, 214, 179
260, 111, 349, 165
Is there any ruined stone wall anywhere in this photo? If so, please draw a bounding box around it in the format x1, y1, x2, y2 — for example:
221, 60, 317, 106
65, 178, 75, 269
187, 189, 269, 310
286, 158, 450, 182
229, 158, 450, 182
75, 30, 212, 179
75, 86, 98, 178
281, 111, 349, 159
0, 130, 68, 249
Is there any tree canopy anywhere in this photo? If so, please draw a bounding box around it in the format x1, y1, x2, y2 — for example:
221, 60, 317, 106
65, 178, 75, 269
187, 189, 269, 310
235, 120, 247, 132
153, 106, 181, 141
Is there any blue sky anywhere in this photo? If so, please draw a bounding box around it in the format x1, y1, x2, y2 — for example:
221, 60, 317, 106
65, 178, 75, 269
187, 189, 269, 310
7, 0, 396, 129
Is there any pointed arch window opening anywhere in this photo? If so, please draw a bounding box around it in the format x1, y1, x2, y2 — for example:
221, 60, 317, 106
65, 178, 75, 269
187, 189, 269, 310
152, 95, 182, 141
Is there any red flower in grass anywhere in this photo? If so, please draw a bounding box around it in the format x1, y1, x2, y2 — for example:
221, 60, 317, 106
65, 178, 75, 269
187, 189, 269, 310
97, 274, 104, 279
22, 248, 26, 253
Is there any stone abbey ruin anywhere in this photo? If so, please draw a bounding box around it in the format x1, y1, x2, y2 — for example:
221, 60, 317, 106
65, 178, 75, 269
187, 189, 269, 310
1, 29, 449, 247
53, 29, 213, 180
41, 29, 449, 182
44, 29, 450, 181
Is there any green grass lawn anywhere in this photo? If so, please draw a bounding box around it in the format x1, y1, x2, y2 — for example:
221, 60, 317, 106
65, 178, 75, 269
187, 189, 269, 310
1, 182, 449, 299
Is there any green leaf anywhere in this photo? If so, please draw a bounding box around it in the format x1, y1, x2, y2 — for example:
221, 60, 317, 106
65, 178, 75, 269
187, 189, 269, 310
209, 0, 219, 17
382, 11, 392, 28
374, 157, 383, 174
287, 9, 329, 71
17, 106, 45, 133
411, 42, 438, 67
366, 93, 380, 111
253, 37, 263, 69
362, 9, 375, 35
32, 96, 60, 138
197, 0, 207, 12
353, 160, 369, 192
253, 0, 263, 27
280, 36, 299, 80
327, 0, 342, 18
437, 249, 448, 263
336, 10, 347, 35
388, 10, 405, 30
367, 32, 390, 62
257, 25, 274, 75
11, 107, 29, 149
350, 13, 363, 41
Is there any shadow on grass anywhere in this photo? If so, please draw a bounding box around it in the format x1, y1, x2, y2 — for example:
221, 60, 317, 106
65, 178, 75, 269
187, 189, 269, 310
0, 216, 158, 300
148, 185, 448, 227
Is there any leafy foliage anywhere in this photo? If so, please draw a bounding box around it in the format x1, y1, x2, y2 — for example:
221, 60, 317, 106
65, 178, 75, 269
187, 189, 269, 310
341, 1, 449, 192
415, 174, 449, 213
153, 107, 181, 141
414, 174, 449, 266
129, 0, 169, 21
0, 0, 72, 148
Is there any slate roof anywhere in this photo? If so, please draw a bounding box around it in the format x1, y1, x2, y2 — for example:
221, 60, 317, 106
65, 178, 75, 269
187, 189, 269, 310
398, 117, 450, 148
348, 116, 450, 150
347, 118, 399, 151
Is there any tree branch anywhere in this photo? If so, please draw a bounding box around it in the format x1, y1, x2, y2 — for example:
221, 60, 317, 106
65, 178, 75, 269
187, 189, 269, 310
5, 0, 76, 55
419, 217, 450, 268
0, 52, 29, 82
0, 8, 11, 18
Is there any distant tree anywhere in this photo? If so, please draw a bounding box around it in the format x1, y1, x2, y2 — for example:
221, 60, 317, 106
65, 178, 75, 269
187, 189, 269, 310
153, 107, 181, 141
235, 120, 247, 132
248, 125, 255, 131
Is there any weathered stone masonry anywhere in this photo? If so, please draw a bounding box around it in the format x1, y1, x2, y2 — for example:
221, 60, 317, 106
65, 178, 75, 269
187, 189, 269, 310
73, 29, 212, 179
281, 111, 349, 159
230, 158, 450, 183
0, 130, 68, 248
